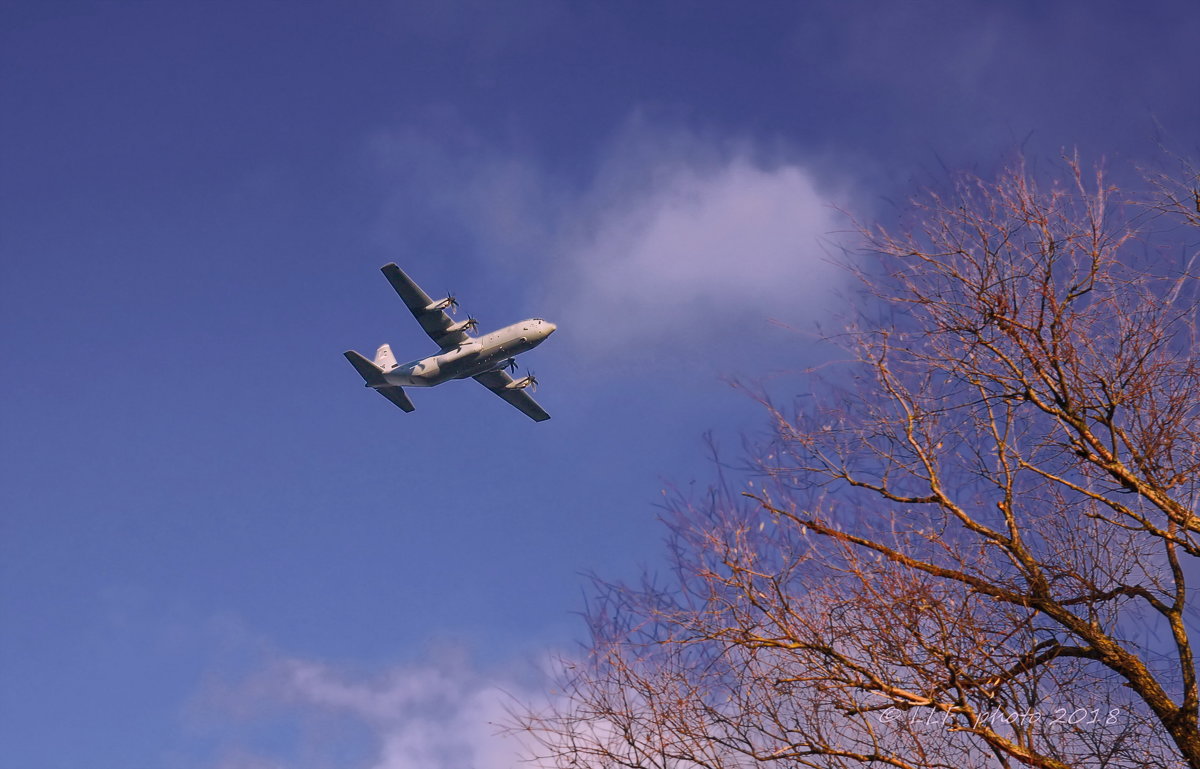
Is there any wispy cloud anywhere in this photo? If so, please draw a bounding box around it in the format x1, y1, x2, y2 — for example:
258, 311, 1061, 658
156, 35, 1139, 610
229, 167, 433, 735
196, 652, 541, 769
547, 125, 848, 352
369, 116, 853, 358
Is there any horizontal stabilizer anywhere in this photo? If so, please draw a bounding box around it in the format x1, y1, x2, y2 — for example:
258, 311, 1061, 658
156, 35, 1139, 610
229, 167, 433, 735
343, 350, 386, 387
376, 385, 416, 412
344, 351, 416, 413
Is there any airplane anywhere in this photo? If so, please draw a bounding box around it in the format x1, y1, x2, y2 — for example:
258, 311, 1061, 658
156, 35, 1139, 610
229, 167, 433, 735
343, 263, 557, 422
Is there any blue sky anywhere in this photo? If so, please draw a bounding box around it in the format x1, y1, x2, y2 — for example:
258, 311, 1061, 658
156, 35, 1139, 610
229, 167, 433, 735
3, 2, 1198, 767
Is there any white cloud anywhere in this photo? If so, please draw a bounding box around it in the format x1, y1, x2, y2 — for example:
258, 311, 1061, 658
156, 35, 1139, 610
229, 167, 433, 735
369, 117, 852, 356
286, 659, 520, 769
550, 136, 846, 351
198, 652, 543, 769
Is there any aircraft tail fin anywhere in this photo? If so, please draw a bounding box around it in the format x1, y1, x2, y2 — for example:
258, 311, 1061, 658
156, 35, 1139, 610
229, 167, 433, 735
374, 343, 397, 370
343, 350, 386, 387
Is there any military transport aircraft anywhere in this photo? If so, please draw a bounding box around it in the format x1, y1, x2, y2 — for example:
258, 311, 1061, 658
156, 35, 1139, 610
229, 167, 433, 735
344, 263, 556, 422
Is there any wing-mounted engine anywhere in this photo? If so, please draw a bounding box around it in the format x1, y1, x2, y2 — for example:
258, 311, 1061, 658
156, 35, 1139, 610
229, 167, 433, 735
444, 316, 478, 335
504, 373, 538, 391
425, 294, 458, 312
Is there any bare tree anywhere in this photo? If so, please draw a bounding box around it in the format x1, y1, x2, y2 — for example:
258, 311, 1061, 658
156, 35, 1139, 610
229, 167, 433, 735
516, 158, 1200, 768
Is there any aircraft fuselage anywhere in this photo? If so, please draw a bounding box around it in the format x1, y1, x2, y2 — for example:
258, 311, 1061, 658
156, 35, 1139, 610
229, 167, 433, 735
382, 318, 555, 387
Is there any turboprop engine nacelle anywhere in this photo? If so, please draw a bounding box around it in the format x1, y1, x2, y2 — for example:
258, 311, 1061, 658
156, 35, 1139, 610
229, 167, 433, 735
445, 317, 478, 334
505, 375, 537, 391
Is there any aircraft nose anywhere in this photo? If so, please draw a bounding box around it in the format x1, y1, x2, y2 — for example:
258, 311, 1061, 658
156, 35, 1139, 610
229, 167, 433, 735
543, 321, 557, 335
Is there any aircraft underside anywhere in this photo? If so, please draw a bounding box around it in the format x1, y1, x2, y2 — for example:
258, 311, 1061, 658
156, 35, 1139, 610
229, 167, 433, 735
343, 263, 555, 421
389, 338, 533, 387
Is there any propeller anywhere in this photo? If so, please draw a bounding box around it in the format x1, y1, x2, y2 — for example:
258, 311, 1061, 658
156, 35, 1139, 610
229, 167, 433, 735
503, 357, 519, 373
445, 316, 478, 335
500, 367, 539, 391
427, 294, 459, 313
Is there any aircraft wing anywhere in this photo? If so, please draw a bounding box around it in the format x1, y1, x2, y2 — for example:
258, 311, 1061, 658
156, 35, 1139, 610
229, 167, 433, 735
380, 263, 470, 349
472, 370, 551, 422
